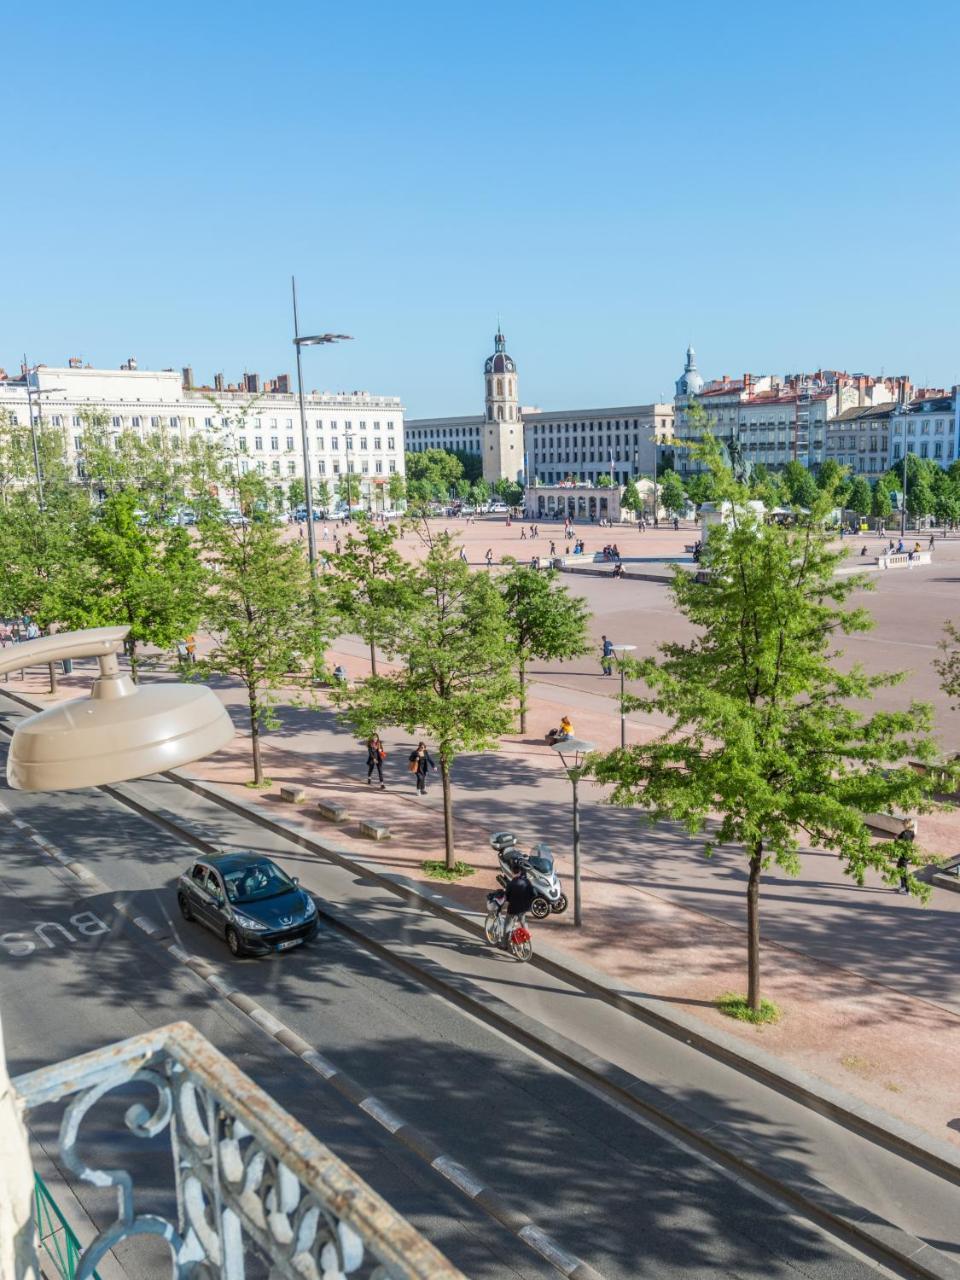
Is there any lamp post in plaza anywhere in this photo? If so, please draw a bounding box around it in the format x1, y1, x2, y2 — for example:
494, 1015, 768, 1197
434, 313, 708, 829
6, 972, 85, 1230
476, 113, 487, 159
291, 277, 352, 580
0, 624, 234, 1280
610, 643, 636, 749
550, 736, 594, 928
21, 361, 65, 507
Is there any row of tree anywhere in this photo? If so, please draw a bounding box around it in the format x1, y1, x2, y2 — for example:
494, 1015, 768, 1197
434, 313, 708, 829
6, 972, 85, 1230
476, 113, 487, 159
404, 447, 524, 509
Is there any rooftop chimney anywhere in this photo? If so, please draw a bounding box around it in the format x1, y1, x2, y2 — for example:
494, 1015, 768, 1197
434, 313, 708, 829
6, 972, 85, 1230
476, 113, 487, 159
182, 366, 194, 389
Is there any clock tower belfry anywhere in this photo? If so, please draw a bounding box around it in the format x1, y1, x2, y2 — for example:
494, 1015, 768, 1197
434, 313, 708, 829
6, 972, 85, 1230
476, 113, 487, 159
482, 323, 523, 483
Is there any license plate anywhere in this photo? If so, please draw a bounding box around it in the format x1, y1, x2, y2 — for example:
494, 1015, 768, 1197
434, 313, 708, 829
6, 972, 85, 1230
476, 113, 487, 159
275, 938, 302, 951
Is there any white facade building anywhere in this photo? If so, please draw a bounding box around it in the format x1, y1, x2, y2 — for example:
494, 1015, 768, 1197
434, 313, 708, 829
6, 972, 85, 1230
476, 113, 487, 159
0, 360, 405, 509
405, 326, 674, 487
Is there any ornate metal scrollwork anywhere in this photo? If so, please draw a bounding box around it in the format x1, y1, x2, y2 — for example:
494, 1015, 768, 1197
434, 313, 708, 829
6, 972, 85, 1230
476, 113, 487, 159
14, 1023, 464, 1280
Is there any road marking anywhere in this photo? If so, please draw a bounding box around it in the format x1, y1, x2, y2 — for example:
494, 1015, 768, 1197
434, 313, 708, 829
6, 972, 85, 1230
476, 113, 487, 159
0, 913, 110, 957
431, 1155, 484, 1200
358, 1096, 404, 1133
519, 1224, 585, 1276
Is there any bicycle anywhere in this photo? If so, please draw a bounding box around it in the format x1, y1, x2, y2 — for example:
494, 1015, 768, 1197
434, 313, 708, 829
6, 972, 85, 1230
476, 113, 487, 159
484, 891, 533, 962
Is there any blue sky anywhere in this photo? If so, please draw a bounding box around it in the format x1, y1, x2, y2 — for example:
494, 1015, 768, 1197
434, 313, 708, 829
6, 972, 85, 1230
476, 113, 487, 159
3, 1, 958, 417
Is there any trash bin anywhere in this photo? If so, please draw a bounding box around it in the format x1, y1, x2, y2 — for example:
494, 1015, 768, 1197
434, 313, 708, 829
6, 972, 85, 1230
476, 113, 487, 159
61, 659, 73, 675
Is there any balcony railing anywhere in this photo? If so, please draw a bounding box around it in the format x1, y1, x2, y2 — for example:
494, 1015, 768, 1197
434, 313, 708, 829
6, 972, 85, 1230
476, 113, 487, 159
13, 1021, 465, 1280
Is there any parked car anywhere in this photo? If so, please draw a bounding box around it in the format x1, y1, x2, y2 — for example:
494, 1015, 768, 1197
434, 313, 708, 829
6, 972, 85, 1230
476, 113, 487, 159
177, 852, 318, 956
224, 508, 248, 527
487, 502, 508, 514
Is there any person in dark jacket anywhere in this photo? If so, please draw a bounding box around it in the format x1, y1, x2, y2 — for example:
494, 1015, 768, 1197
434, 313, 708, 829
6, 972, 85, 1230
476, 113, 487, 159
366, 734, 386, 788
501, 868, 536, 942
409, 741, 436, 794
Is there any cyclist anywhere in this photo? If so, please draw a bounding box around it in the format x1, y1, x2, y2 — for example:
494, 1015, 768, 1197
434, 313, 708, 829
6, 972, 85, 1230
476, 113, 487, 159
500, 865, 535, 945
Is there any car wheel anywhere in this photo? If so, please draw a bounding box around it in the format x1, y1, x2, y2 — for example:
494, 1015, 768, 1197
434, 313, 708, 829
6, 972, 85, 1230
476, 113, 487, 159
226, 926, 243, 957
178, 893, 194, 922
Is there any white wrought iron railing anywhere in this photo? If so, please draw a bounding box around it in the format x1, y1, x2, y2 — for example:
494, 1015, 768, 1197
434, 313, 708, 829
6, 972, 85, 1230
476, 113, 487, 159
12, 1020, 465, 1280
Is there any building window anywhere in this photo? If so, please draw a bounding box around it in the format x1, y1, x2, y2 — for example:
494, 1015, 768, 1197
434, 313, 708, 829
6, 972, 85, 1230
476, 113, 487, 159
920, 442, 929, 459
360, 437, 368, 451
287, 460, 296, 474
375, 460, 383, 474
935, 440, 943, 458
73, 435, 82, 450
361, 460, 369, 474
270, 436, 279, 451
170, 417, 180, 429
374, 438, 382, 450
331, 437, 339, 451
316, 438, 323, 452
254, 436, 263, 451
388, 459, 396, 473
272, 461, 280, 475
73, 415, 82, 427
318, 460, 326, 474
286, 436, 294, 451
238, 437, 247, 452
332, 461, 340, 475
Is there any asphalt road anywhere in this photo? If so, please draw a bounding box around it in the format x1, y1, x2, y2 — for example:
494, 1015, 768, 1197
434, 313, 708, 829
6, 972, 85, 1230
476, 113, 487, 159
0, 744, 908, 1277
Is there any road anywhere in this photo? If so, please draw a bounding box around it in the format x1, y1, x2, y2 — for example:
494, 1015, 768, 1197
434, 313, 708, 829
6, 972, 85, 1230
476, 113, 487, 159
0, 695, 953, 1279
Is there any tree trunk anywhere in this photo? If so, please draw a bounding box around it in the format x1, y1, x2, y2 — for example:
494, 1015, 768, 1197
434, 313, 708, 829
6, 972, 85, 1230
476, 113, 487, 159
747, 842, 763, 1011
369, 637, 377, 677
249, 689, 263, 784
439, 757, 455, 869
129, 639, 139, 685
47, 661, 57, 694
518, 656, 527, 734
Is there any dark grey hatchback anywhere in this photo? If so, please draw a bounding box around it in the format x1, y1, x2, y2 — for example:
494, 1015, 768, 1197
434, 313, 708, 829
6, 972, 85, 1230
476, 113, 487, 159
177, 852, 319, 956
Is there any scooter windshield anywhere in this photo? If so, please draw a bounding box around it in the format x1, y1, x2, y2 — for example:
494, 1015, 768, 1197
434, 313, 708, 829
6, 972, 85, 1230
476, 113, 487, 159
527, 854, 554, 874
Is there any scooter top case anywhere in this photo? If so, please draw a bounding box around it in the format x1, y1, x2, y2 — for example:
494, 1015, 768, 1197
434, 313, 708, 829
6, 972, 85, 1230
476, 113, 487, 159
489, 831, 521, 852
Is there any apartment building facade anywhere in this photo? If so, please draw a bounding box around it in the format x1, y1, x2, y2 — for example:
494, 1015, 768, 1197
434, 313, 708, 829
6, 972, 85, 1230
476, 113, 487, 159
0, 359, 405, 508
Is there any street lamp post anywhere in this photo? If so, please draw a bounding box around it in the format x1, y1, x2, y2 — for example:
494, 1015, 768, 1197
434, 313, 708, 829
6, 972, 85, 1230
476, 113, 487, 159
21, 361, 66, 506
550, 736, 595, 928
610, 643, 636, 748
900, 447, 908, 538
291, 277, 352, 580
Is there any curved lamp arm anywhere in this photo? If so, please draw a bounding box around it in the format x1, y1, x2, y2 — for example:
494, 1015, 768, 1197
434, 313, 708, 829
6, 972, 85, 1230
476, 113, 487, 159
0, 626, 130, 679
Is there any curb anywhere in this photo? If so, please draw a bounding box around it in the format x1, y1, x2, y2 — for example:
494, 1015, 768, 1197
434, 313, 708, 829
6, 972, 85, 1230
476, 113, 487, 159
160, 766, 960, 1192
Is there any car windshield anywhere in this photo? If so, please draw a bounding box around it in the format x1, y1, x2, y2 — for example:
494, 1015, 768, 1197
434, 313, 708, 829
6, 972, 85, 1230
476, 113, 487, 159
223, 861, 295, 904
528, 854, 554, 874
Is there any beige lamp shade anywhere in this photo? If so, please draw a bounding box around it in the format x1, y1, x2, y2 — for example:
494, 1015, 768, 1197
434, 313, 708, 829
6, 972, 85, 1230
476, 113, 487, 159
0, 626, 234, 792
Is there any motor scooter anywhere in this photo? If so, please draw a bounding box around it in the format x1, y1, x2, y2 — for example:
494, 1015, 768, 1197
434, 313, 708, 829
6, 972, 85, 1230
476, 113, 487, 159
489, 832, 568, 919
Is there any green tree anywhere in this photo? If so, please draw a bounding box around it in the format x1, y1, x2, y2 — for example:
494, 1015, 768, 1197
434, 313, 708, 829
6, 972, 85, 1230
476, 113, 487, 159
405, 449, 464, 506
658, 469, 687, 519
934, 622, 960, 709
684, 472, 716, 511
494, 478, 524, 507
287, 477, 306, 513
325, 516, 416, 675
386, 472, 406, 509
847, 475, 872, 519
907, 475, 934, 526
815, 457, 846, 500
595, 473, 614, 488
332, 531, 517, 867
337, 473, 363, 510
781, 460, 820, 508
197, 505, 324, 785
871, 481, 893, 522
54, 490, 204, 683
450, 448, 483, 484
314, 478, 332, 513
621, 478, 643, 518
591, 437, 939, 1014
499, 560, 592, 733
470, 479, 490, 507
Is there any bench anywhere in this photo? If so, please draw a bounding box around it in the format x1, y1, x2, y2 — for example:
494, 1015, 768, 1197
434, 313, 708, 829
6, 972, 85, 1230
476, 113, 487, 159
863, 811, 918, 839
358, 818, 390, 841
684, 543, 698, 553
316, 800, 350, 823
279, 785, 306, 803
877, 551, 932, 569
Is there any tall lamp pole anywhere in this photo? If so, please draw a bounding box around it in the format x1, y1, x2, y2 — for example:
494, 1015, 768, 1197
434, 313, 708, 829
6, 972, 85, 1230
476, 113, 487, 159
610, 643, 636, 749
291, 277, 352, 580
21, 361, 65, 507
551, 737, 595, 928
900, 446, 908, 538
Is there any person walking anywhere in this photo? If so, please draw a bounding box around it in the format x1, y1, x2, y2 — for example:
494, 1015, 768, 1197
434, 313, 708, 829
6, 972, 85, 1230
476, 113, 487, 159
601, 634, 614, 677
520, 526, 527, 540
185, 634, 197, 664
366, 734, 386, 788
485, 548, 493, 568
409, 741, 436, 794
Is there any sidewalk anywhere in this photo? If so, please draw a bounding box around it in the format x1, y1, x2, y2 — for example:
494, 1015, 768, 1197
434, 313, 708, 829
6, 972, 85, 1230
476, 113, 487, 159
7, 656, 960, 1152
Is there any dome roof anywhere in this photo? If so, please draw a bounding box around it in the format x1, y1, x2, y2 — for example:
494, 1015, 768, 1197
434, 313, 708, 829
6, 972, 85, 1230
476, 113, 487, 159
484, 324, 516, 375
675, 344, 703, 397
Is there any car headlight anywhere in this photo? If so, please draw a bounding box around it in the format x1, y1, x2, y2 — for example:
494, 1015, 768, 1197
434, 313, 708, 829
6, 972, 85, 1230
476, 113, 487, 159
232, 911, 269, 932
303, 896, 317, 918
